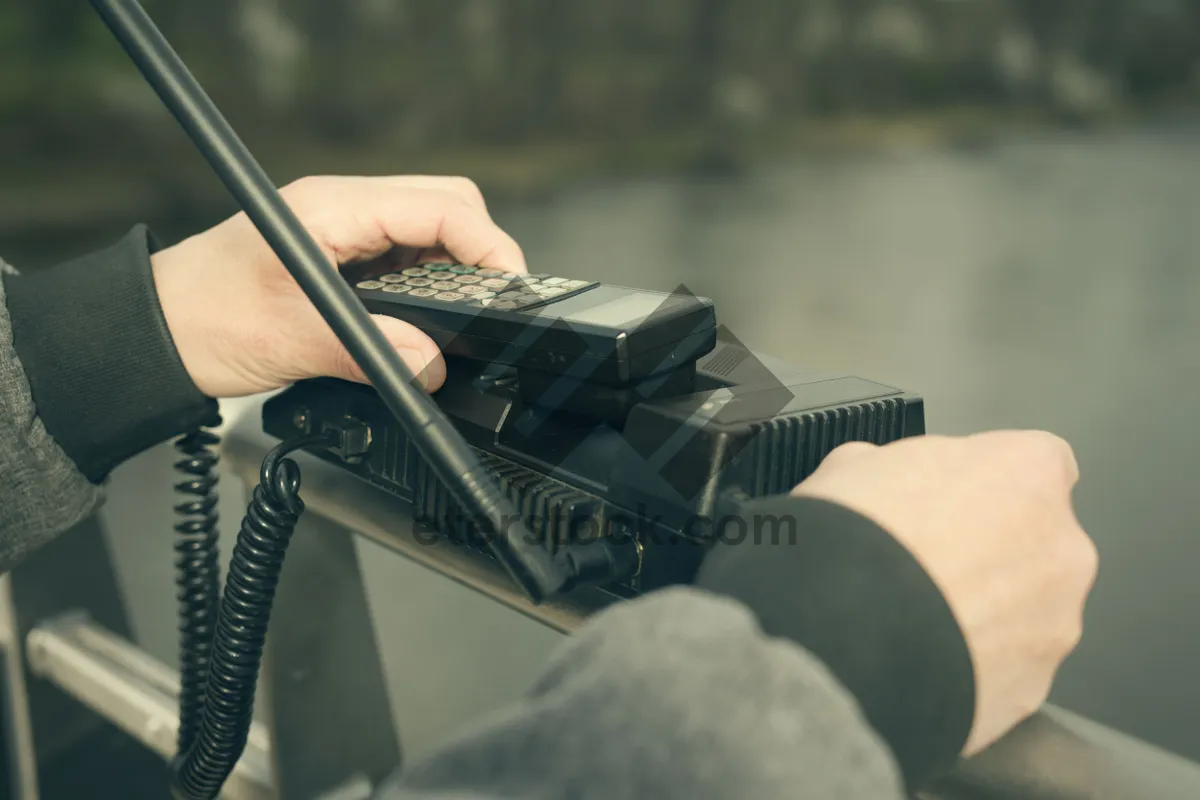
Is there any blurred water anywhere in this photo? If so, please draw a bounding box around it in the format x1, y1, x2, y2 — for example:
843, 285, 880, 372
10, 121, 1200, 761
494, 123, 1200, 761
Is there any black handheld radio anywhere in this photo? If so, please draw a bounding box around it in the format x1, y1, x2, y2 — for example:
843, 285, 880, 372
90, 0, 924, 797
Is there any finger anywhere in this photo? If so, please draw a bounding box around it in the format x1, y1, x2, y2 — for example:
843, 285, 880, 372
972, 429, 1080, 489
823, 440, 879, 465
294, 181, 526, 272
318, 314, 447, 392
1031, 430, 1080, 488
374, 186, 526, 272
374, 175, 491, 216
289, 175, 491, 215
791, 440, 879, 495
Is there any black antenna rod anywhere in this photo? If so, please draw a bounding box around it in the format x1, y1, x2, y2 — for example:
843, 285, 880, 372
89, 0, 569, 603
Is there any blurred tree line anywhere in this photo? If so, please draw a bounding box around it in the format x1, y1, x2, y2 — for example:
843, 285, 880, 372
2, 0, 1200, 176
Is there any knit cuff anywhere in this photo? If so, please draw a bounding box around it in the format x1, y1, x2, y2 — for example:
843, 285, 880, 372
3, 226, 219, 482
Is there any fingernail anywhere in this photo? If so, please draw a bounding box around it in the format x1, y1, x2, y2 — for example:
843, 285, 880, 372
404, 342, 451, 390
398, 347, 431, 389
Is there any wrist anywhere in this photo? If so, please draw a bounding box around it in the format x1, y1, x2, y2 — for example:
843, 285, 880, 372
4, 226, 219, 482
151, 237, 221, 399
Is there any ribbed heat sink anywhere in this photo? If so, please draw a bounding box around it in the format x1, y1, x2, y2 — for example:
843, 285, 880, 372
741, 399, 907, 497
410, 450, 602, 553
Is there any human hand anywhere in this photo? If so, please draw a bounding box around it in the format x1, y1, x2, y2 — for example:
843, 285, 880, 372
791, 431, 1098, 756
151, 174, 526, 398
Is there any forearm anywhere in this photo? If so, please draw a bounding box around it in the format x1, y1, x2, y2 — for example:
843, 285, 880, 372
376, 496, 975, 800
0, 230, 217, 572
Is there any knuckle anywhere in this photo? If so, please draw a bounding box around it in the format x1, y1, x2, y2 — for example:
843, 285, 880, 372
1054, 526, 1098, 594
1052, 616, 1085, 658
1049, 599, 1087, 650
280, 176, 334, 217
449, 176, 486, 205
1039, 432, 1078, 479
1051, 539, 1095, 653
331, 344, 362, 381
822, 440, 878, 466
1065, 618, 1085, 651
281, 175, 319, 199
1007, 430, 1079, 486
1077, 532, 1100, 577
503, 234, 526, 260
429, 187, 472, 213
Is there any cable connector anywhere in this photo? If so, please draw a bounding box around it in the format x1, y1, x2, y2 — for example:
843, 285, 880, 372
556, 536, 641, 593
320, 415, 372, 464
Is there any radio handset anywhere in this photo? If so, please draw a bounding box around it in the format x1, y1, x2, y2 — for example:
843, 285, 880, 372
89, 0, 571, 604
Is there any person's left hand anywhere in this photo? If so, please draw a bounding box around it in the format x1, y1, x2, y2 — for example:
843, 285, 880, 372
151, 174, 527, 398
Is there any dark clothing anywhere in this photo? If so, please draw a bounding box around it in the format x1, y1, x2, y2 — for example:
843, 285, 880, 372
0, 229, 975, 798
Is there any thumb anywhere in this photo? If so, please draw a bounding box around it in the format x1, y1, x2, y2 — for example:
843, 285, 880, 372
324, 314, 447, 392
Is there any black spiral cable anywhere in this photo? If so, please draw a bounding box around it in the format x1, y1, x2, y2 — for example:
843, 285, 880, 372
170, 431, 336, 800
172, 424, 224, 756
167, 420, 631, 799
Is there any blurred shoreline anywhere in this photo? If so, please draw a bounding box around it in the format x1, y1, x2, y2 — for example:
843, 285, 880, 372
7, 0, 1199, 250
0, 105, 1159, 244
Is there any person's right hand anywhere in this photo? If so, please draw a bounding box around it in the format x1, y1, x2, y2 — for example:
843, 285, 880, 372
152, 174, 526, 399
791, 430, 1098, 756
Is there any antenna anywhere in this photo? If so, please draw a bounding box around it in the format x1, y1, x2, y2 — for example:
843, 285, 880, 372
88, 0, 571, 603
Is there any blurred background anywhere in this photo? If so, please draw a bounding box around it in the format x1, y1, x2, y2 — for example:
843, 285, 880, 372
4, 0, 1200, 776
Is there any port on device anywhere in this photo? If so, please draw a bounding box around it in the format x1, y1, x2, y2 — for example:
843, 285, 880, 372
320, 415, 372, 463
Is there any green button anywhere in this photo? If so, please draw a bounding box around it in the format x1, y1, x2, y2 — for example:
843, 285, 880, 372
449, 264, 478, 274
423, 262, 453, 272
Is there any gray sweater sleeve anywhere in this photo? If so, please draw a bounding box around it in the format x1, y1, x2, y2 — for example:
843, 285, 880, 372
370, 496, 976, 800
0, 258, 104, 571
376, 587, 907, 800
0, 231, 217, 572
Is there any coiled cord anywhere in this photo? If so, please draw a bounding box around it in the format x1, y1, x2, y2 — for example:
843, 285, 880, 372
170, 430, 335, 800
172, 425, 223, 755
167, 420, 632, 799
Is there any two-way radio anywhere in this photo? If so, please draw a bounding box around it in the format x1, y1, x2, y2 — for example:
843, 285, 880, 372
90, 0, 925, 797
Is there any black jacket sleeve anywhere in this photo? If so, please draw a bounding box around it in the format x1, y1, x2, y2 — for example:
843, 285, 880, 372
378, 495, 975, 800
694, 493, 977, 792
3, 226, 219, 483
4, 226, 975, 794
